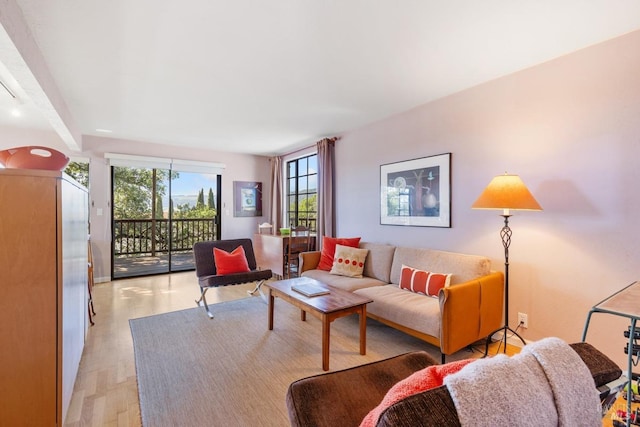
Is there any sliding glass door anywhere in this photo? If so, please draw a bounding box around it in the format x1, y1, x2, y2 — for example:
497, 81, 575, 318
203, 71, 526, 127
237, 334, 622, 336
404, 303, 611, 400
112, 166, 220, 279
169, 172, 221, 272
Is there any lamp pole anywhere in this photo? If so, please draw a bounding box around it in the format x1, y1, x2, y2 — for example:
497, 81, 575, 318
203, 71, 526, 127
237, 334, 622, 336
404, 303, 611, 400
484, 212, 527, 356
472, 173, 542, 356
502, 213, 511, 332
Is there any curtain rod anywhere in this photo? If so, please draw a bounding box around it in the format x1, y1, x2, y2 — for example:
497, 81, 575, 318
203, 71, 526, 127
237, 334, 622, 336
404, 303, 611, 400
285, 143, 315, 157
283, 136, 340, 157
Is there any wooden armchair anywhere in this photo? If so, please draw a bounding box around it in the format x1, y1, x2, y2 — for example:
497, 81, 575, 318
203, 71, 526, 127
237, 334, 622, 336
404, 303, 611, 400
193, 239, 272, 318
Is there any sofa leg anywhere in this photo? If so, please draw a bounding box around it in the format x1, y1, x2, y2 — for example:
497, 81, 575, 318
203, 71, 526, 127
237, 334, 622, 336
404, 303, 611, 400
195, 287, 214, 319
441, 353, 446, 364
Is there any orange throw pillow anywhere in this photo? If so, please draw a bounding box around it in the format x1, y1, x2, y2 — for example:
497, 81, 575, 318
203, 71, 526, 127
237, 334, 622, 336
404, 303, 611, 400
213, 246, 250, 275
359, 358, 474, 427
399, 264, 452, 297
317, 236, 361, 271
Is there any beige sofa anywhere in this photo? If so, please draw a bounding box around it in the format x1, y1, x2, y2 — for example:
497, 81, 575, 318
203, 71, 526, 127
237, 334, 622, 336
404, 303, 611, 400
299, 242, 504, 360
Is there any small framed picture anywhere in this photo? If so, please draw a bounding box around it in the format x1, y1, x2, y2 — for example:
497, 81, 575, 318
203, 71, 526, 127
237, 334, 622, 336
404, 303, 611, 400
233, 181, 263, 217
380, 153, 451, 227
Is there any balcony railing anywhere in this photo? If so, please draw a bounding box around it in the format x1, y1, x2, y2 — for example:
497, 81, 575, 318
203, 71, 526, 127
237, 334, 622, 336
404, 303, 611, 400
114, 218, 217, 256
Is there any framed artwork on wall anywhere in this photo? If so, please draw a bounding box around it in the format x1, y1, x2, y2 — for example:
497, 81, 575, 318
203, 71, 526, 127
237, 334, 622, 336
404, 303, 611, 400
233, 181, 263, 217
380, 153, 451, 227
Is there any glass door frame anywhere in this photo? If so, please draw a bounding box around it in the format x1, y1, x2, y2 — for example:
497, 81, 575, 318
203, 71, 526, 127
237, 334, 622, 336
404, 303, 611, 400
110, 167, 221, 280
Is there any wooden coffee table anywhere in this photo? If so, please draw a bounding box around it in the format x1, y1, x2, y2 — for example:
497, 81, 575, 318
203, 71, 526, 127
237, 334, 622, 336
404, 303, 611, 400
264, 277, 373, 371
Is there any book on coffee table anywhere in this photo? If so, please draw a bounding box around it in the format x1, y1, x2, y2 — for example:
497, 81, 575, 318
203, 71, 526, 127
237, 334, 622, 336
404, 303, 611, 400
291, 282, 330, 297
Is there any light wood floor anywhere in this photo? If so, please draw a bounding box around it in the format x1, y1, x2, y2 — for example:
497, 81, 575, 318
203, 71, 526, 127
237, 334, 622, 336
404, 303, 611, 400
64, 272, 519, 426
64, 271, 258, 426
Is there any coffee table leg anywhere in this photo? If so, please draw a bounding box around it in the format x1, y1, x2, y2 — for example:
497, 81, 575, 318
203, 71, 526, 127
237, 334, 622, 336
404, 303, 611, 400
359, 305, 367, 355
268, 289, 274, 330
322, 314, 330, 371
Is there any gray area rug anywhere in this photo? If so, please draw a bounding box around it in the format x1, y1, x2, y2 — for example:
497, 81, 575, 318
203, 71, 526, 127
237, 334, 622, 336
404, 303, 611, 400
130, 296, 475, 427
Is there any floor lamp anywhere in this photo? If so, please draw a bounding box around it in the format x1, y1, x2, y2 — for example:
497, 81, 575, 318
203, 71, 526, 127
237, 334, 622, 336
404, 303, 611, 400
471, 173, 542, 355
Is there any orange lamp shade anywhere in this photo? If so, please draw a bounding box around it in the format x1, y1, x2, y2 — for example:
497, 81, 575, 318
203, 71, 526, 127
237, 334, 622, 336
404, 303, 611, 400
471, 174, 542, 214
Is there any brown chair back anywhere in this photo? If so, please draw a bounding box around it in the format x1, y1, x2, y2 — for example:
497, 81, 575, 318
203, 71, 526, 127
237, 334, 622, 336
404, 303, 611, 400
289, 227, 310, 254
286, 227, 311, 278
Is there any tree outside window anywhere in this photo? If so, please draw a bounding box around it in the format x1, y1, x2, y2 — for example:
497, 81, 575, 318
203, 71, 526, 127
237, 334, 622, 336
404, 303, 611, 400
65, 161, 89, 188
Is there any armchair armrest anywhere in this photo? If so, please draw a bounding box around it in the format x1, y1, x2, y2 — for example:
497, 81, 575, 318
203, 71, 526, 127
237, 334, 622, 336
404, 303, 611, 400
438, 271, 504, 355
299, 251, 321, 274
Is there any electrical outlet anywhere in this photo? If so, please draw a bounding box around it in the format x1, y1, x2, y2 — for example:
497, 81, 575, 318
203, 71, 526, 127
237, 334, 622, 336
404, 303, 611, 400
518, 312, 528, 329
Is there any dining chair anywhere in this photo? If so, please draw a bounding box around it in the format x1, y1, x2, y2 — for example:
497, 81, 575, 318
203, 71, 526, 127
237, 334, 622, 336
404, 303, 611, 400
285, 226, 311, 279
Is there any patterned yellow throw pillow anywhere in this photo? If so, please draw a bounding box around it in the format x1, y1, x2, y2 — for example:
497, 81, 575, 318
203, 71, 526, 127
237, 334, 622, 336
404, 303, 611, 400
329, 244, 369, 278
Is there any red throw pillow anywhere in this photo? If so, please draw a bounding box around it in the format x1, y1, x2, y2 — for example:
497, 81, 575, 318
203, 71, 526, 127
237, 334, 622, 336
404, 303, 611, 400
317, 236, 361, 271
213, 246, 250, 275
399, 264, 452, 297
359, 359, 474, 427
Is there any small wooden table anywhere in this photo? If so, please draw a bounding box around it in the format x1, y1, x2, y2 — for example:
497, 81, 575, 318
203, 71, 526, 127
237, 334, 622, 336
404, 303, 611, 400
264, 277, 373, 371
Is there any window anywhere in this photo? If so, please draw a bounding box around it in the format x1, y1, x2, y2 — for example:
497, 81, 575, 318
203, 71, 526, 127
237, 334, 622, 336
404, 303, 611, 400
286, 154, 317, 232
65, 160, 90, 188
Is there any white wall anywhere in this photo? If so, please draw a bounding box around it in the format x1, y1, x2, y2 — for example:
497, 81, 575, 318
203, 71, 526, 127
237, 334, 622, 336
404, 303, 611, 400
335, 30, 640, 367
81, 135, 271, 282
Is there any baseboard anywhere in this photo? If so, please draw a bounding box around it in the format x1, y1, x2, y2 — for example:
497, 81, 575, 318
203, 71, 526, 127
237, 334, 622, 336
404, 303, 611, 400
506, 334, 529, 348
490, 330, 529, 349
95, 276, 111, 284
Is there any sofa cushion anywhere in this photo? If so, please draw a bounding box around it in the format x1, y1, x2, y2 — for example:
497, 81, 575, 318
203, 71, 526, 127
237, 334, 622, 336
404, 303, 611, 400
354, 285, 441, 338
303, 269, 387, 292
569, 342, 622, 387
376, 385, 461, 427
330, 244, 369, 278
399, 264, 451, 297
390, 247, 490, 285
359, 242, 396, 283
360, 358, 473, 427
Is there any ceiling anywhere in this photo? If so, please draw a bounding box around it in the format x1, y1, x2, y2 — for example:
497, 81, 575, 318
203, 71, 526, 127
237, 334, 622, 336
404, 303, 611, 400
1, 1, 640, 156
